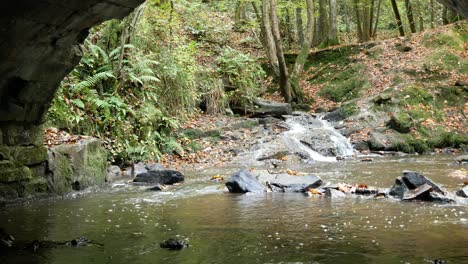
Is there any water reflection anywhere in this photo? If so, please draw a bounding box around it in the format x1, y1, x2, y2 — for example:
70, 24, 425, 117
1, 155, 467, 263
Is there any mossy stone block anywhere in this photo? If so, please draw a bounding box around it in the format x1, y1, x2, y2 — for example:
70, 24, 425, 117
0, 166, 31, 183
10, 146, 47, 166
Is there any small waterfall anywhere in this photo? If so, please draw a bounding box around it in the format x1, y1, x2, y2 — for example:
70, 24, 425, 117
235, 112, 355, 164
281, 113, 355, 162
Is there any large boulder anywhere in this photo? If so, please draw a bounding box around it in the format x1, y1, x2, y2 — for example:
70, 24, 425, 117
389, 171, 448, 202
225, 168, 264, 193
401, 171, 445, 194
133, 170, 184, 185
266, 174, 322, 193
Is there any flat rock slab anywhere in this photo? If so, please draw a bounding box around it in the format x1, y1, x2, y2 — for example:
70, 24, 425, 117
402, 183, 432, 200
133, 170, 184, 185
325, 188, 346, 198
268, 174, 322, 193
225, 168, 264, 193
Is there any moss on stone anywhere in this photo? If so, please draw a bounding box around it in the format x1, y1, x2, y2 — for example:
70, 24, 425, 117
388, 112, 413, 133
9, 146, 47, 166
0, 166, 31, 183
422, 27, 465, 51
319, 64, 370, 102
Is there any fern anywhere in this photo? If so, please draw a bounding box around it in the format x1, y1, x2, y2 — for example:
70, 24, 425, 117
73, 71, 115, 91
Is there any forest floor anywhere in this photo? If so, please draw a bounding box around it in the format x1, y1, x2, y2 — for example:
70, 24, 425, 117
160, 22, 467, 168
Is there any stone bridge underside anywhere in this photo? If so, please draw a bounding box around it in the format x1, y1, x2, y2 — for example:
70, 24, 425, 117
0, 0, 143, 199
0, 0, 465, 199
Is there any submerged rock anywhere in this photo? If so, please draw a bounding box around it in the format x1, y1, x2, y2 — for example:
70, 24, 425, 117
160, 238, 189, 250
133, 170, 184, 185
225, 168, 264, 193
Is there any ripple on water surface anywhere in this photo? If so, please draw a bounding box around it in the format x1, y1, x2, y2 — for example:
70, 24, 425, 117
0, 155, 467, 264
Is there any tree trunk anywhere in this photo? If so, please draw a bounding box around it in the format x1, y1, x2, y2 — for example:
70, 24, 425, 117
328, 0, 339, 45
430, 0, 435, 29
369, 0, 375, 37
270, 0, 292, 102
391, 0, 405, 36
262, 0, 280, 78
372, 0, 382, 38
317, 0, 329, 45
354, 0, 363, 42
296, 7, 305, 45
116, 3, 146, 80
290, 0, 315, 103
362, 0, 370, 41
442, 6, 449, 24
405, 0, 417, 33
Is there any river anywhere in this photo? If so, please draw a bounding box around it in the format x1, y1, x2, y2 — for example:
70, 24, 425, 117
1, 155, 467, 264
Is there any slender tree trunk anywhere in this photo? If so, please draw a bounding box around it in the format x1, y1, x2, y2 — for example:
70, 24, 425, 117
430, 0, 435, 29
405, 0, 417, 33
290, 0, 315, 103
328, 0, 339, 44
317, 0, 329, 45
270, 0, 292, 102
369, 0, 375, 37
262, 0, 280, 78
362, 0, 370, 41
354, 0, 363, 42
116, 3, 146, 80
296, 7, 305, 45
372, 0, 382, 38
344, 3, 351, 33
442, 6, 449, 24
391, 0, 405, 36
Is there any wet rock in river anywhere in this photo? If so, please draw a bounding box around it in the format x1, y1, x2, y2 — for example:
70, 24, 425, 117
106, 165, 122, 183
160, 238, 189, 250
225, 168, 264, 193
325, 188, 347, 198
456, 185, 468, 198
132, 162, 148, 177
455, 155, 468, 165
389, 171, 450, 202
402, 183, 432, 201
133, 170, 184, 185
147, 184, 166, 191
389, 177, 409, 199
267, 174, 322, 193
402, 170, 445, 194
429, 192, 455, 204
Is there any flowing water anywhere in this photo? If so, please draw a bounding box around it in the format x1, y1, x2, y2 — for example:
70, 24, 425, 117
1, 155, 467, 264
1, 115, 467, 263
